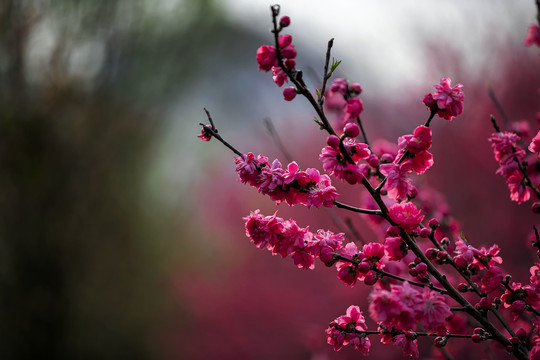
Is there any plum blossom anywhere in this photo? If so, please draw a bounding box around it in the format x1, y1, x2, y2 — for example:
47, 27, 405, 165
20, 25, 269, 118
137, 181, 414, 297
379, 163, 416, 200
256, 45, 277, 71
388, 202, 424, 233
392, 333, 419, 360
418, 289, 453, 333
530, 130, 540, 155
326, 305, 371, 355
481, 266, 504, 293
423, 77, 464, 120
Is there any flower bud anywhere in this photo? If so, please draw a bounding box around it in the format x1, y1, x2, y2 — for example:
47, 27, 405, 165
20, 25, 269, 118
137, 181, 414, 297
477, 297, 492, 310
279, 16, 290, 27
349, 83, 362, 94
471, 334, 483, 343
343, 122, 360, 138
326, 135, 340, 149
284, 58, 296, 69
419, 228, 431, 238
434, 336, 448, 348
457, 283, 469, 292
366, 154, 379, 168
358, 262, 371, 274
424, 248, 437, 260
380, 153, 394, 163
283, 87, 296, 101
428, 218, 440, 228
532, 202, 540, 214
364, 274, 377, 286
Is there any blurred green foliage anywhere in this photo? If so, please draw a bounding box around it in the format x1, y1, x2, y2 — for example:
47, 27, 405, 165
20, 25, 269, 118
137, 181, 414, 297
0, 0, 244, 358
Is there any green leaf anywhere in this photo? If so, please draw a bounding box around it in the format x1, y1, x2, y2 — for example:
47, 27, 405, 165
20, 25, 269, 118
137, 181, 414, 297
330, 58, 342, 73
316, 88, 321, 100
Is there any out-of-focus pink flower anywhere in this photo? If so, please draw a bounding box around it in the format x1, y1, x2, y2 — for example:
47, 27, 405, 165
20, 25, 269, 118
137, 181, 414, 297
330, 78, 348, 95
344, 97, 363, 121
392, 333, 419, 360
419, 289, 453, 333
530, 130, 540, 155
507, 173, 531, 204
369, 287, 403, 326
388, 202, 424, 233
489, 131, 524, 165
425, 77, 464, 121
525, 24, 540, 47
481, 266, 504, 293
256, 45, 277, 71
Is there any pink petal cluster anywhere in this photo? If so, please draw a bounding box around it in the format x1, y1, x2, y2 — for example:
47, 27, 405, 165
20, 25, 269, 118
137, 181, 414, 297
369, 282, 452, 335
388, 202, 424, 233
530, 130, 540, 155
306, 230, 344, 264
324, 78, 364, 126
335, 242, 368, 287
243, 210, 314, 269
525, 24, 540, 47
380, 126, 434, 200
423, 77, 464, 121
325, 305, 371, 355
319, 137, 370, 184
480, 266, 503, 293
488, 132, 531, 203
392, 333, 419, 360
235, 153, 339, 208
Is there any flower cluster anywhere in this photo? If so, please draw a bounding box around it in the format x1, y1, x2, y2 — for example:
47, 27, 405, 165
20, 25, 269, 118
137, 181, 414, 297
324, 78, 365, 127
423, 77, 465, 121
379, 125, 434, 200
199, 5, 540, 360
489, 131, 531, 203
244, 210, 345, 269
524, 24, 540, 47
235, 153, 339, 208
319, 124, 371, 185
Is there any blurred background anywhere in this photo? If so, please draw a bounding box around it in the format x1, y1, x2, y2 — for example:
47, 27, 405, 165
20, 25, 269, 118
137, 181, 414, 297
0, 0, 538, 359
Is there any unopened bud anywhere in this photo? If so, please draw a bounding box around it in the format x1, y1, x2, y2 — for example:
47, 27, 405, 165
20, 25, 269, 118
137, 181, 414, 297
279, 16, 290, 27
343, 122, 360, 138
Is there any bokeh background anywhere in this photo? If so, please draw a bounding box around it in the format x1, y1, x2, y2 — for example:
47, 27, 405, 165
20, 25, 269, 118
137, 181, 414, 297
1, 0, 539, 359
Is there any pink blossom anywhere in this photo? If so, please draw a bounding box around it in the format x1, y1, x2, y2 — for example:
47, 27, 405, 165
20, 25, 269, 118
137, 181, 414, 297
425, 77, 464, 120
507, 173, 531, 204
326, 305, 371, 355
256, 45, 277, 71
392, 334, 419, 360
398, 125, 432, 154
344, 139, 371, 162
481, 266, 503, 293
384, 236, 408, 261
307, 230, 344, 263
243, 210, 284, 250
388, 202, 424, 233
530, 130, 540, 154
272, 66, 288, 87
306, 173, 339, 208
344, 97, 364, 121
343, 122, 360, 138
368, 288, 403, 327
336, 242, 363, 286
197, 125, 213, 141
418, 289, 453, 332
330, 78, 348, 95
488, 131, 524, 165
291, 248, 315, 269
278, 34, 292, 48
362, 242, 385, 266
379, 163, 416, 200
525, 24, 540, 47
531, 263, 540, 289
399, 149, 434, 175
235, 152, 267, 187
